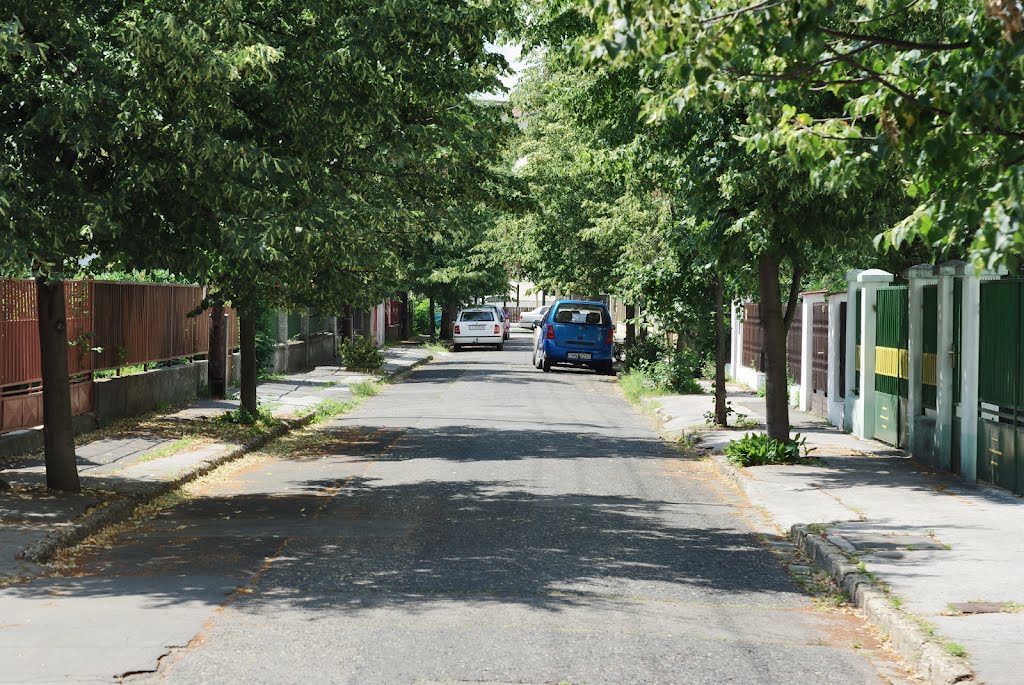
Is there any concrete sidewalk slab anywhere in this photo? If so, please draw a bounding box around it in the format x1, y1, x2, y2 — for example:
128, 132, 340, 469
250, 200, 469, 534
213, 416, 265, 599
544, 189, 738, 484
652, 389, 1024, 685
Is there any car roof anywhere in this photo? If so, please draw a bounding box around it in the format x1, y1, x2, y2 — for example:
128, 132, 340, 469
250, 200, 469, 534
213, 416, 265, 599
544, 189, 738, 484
551, 300, 608, 307
460, 308, 493, 312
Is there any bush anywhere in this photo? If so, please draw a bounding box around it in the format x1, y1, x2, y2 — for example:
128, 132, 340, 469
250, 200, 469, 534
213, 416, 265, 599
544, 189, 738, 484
724, 433, 813, 467
624, 336, 667, 371
650, 348, 704, 394
413, 299, 433, 336
339, 335, 384, 370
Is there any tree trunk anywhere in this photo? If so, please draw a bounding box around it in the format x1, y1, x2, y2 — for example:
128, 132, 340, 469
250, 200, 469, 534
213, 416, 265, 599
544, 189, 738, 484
758, 253, 795, 442
428, 298, 437, 340
36, 277, 80, 492
400, 292, 411, 340
239, 312, 258, 415
625, 304, 636, 349
714, 276, 729, 426
208, 304, 227, 399
440, 299, 456, 340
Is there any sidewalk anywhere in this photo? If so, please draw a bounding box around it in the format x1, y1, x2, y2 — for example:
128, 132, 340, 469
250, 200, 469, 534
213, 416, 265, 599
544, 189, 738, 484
0, 345, 432, 579
651, 386, 1023, 685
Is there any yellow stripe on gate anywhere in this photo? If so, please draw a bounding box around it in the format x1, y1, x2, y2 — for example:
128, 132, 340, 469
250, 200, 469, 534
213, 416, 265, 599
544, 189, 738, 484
923, 353, 937, 386
875, 346, 909, 379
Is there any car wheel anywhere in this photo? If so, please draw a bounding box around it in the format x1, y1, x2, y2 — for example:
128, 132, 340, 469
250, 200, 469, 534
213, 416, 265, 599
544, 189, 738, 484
453, 344, 461, 352
542, 358, 552, 373
497, 342, 504, 351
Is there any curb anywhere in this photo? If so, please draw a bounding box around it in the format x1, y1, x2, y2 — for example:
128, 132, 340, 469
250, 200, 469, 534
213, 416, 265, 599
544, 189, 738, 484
17, 355, 432, 565
708, 456, 974, 685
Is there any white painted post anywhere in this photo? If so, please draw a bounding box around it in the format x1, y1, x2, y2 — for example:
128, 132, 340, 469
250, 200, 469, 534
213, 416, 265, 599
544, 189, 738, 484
844, 270, 863, 433
856, 269, 895, 440
935, 261, 965, 470
827, 292, 848, 429
732, 301, 744, 381
959, 273, 981, 483
729, 301, 740, 379
906, 265, 937, 456
799, 292, 825, 413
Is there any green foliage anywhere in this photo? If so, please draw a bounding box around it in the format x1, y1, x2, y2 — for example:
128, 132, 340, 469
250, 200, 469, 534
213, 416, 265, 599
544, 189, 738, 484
650, 350, 704, 395
724, 433, 813, 468
309, 398, 357, 425
255, 303, 279, 373
338, 336, 383, 370
624, 337, 667, 371
350, 380, 380, 398
412, 299, 438, 337
218, 405, 279, 427
618, 369, 667, 405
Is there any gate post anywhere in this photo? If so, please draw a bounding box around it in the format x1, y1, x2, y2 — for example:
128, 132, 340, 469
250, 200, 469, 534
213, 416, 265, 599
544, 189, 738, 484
799, 292, 825, 412
844, 270, 863, 433
959, 266, 1008, 483
907, 264, 937, 459
854, 269, 894, 440
935, 261, 965, 471
827, 292, 847, 429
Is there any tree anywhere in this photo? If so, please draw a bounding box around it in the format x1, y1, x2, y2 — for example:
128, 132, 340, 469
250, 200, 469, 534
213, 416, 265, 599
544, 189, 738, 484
586, 0, 1024, 271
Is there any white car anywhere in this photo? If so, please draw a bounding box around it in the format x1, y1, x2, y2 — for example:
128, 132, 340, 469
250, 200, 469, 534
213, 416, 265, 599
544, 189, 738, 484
517, 305, 550, 329
481, 304, 511, 340
453, 308, 504, 351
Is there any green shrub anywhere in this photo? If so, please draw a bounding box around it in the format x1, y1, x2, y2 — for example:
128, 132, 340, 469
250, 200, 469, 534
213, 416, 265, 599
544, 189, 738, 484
724, 432, 813, 467
651, 349, 704, 394
619, 369, 667, 404
339, 335, 384, 370
413, 299, 433, 336
624, 336, 666, 371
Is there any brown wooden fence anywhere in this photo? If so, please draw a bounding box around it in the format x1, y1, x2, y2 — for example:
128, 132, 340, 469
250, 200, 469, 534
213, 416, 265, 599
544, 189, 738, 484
1, 279, 232, 434
742, 303, 764, 371
786, 306, 803, 381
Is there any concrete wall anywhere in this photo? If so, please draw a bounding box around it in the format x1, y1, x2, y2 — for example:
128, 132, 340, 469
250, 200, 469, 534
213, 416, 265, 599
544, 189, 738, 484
229, 333, 337, 383
0, 413, 97, 459
92, 361, 209, 428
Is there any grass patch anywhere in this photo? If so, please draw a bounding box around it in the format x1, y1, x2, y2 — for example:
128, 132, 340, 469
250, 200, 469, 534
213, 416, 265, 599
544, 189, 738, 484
136, 437, 199, 463
309, 398, 358, 424
944, 642, 969, 658
351, 380, 381, 398
424, 341, 448, 355
258, 372, 287, 382
619, 369, 669, 405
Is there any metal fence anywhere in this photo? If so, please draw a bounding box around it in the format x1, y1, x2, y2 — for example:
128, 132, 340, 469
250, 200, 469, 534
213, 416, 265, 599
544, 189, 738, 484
1, 278, 231, 434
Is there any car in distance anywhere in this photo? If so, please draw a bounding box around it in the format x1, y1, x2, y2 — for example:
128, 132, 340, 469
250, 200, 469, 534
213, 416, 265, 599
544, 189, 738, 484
517, 305, 550, 329
532, 300, 614, 375
453, 308, 504, 351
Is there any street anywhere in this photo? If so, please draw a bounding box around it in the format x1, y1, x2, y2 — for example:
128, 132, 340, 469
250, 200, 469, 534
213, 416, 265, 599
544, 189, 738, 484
3, 335, 906, 684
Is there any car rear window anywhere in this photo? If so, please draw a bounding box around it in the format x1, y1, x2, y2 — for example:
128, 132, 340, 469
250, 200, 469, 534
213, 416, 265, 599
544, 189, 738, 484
460, 310, 495, 321
552, 305, 608, 325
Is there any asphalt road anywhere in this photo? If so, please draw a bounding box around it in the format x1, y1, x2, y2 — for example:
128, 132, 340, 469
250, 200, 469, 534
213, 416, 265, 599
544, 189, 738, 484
3, 334, 908, 684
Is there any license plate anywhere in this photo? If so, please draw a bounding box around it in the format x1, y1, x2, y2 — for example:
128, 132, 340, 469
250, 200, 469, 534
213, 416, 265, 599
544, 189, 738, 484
567, 352, 592, 360
469, 324, 485, 330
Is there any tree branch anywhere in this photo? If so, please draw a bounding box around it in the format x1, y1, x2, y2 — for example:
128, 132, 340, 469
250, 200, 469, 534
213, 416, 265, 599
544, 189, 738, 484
821, 27, 970, 51
782, 265, 804, 330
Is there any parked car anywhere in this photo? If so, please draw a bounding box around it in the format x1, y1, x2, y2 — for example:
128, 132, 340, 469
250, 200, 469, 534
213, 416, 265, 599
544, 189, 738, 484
482, 305, 511, 340
453, 308, 504, 351
532, 300, 615, 374
517, 305, 550, 329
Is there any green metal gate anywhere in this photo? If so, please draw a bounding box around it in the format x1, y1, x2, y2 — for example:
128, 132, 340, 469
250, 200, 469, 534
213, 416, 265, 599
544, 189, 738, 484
977, 279, 1024, 495
874, 286, 909, 447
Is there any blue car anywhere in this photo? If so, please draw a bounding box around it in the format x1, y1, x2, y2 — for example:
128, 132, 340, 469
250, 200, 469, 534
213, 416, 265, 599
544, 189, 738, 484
532, 300, 615, 375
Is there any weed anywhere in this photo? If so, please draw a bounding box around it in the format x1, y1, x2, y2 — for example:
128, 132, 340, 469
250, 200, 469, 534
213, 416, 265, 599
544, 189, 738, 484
309, 398, 357, 424
136, 437, 198, 463
944, 642, 968, 658
258, 372, 287, 382
890, 595, 903, 609
619, 369, 668, 405
218, 404, 277, 427
351, 380, 381, 398
724, 432, 817, 467
424, 341, 448, 355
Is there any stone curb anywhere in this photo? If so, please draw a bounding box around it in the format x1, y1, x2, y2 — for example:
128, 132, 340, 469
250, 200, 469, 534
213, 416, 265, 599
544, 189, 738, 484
708, 455, 974, 685
17, 354, 432, 565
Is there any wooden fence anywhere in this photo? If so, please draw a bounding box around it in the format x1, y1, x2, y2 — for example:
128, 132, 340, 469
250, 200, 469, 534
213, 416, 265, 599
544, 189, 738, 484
1, 279, 234, 434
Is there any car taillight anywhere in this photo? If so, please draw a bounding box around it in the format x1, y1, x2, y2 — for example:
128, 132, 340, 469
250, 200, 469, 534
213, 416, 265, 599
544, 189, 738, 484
454, 324, 461, 334
546, 324, 555, 340
606, 328, 614, 344
494, 324, 500, 334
